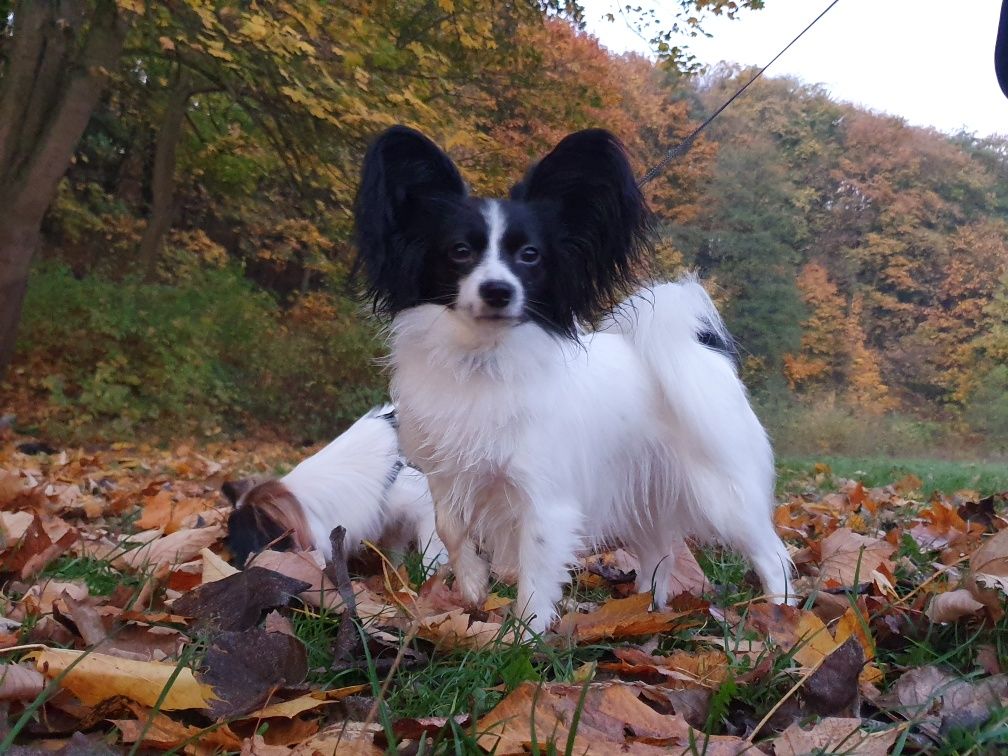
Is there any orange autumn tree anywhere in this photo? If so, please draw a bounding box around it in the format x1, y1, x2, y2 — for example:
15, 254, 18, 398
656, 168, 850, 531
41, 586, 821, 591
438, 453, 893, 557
845, 293, 895, 414
784, 262, 846, 394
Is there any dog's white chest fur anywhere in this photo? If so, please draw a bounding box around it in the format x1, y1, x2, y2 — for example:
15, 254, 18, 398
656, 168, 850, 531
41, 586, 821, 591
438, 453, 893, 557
389, 305, 662, 563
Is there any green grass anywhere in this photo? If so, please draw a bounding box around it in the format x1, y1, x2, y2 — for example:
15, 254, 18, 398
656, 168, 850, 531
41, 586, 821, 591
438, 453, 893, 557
38, 555, 147, 596
776, 455, 1008, 497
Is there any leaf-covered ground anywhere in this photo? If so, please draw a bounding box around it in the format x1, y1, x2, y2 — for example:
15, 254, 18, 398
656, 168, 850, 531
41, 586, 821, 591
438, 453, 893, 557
1, 426, 1007, 754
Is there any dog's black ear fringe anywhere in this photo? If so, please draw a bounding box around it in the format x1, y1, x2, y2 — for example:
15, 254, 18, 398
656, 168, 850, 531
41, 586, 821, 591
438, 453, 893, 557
221, 478, 256, 506
226, 504, 293, 567
352, 126, 467, 316
512, 129, 653, 329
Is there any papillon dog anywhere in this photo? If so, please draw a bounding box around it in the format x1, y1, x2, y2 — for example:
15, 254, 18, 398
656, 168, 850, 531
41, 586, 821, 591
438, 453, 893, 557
352, 126, 794, 633
224, 404, 446, 569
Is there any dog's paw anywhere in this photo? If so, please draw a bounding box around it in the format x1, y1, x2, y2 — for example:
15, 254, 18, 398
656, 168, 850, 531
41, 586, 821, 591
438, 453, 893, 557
515, 601, 556, 637
453, 554, 490, 608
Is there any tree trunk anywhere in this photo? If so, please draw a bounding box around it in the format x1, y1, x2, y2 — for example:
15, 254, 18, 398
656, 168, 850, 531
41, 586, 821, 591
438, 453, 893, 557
0, 223, 36, 376
0, 0, 127, 375
138, 77, 192, 280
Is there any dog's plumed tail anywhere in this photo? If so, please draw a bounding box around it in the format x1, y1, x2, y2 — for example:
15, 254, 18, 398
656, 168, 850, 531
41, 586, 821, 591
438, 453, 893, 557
603, 277, 795, 603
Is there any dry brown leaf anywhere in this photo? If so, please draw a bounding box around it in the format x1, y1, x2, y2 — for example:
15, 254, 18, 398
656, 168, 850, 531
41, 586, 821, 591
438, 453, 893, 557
248, 685, 369, 719
599, 648, 731, 689
744, 602, 804, 648
201, 546, 239, 584
554, 592, 694, 642
289, 722, 384, 755
818, 528, 896, 588
792, 612, 837, 670
880, 665, 1008, 732
17, 579, 90, 617
0, 662, 45, 700
0, 510, 34, 544
583, 543, 709, 599
114, 709, 242, 751
3, 512, 79, 578
0, 471, 30, 507
970, 527, 1008, 594
136, 490, 216, 534
477, 682, 749, 755
926, 588, 985, 623
33, 647, 214, 710
115, 523, 225, 571
416, 608, 517, 650
833, 605, 882, 684
248, 549, 341, 610
241, 733, 296, 755
774, 717, 899, 756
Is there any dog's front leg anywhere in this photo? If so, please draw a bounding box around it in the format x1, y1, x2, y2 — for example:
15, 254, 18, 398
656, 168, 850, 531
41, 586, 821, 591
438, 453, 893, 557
434, 499, 490, 608
514, 499, 580, 636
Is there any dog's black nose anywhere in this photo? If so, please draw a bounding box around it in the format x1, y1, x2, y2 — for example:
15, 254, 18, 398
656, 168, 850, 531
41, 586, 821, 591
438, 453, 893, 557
478, 280, 514, 309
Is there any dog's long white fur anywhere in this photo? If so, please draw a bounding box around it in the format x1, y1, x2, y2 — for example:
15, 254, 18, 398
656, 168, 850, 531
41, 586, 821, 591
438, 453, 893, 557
278, 405, 447, 566
389, 277, 793, 633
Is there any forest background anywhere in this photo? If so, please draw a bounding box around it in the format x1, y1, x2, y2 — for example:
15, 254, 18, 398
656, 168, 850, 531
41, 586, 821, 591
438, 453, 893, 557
2, 0, 1007, 459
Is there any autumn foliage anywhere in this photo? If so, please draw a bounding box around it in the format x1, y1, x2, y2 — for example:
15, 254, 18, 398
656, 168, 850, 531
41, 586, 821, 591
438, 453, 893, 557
1, 3, 1006, 450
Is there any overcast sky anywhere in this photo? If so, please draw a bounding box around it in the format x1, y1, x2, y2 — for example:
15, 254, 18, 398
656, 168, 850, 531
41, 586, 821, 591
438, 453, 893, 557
580, 0, 1008, 138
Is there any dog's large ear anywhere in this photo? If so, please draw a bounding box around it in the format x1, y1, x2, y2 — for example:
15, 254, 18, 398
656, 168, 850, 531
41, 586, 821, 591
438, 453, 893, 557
353, 126, 467, 315
221, 477, 258, 506
226, 504, 294, 567
511, 130, 652, 324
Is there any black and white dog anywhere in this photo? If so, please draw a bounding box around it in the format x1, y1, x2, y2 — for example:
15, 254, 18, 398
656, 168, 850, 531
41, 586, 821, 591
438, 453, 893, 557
224, 404, 446, 570
353, 126, 793, 633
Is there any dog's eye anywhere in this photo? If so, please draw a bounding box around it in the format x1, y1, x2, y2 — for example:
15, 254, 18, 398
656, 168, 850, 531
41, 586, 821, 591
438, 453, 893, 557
450, 244, 472, 263
517, 246, 540, 265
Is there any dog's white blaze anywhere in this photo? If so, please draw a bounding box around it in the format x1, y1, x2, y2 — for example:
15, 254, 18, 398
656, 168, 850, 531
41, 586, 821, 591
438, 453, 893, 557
456, 200, 524, 319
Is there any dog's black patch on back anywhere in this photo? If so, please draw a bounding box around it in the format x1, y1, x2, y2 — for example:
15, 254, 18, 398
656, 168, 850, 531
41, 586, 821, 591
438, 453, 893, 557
698, 324, 740, 370
375, 405, 399, 430
226, 506, 294, 567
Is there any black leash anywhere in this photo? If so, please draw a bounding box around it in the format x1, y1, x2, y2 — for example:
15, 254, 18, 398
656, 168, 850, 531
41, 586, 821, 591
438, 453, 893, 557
637, 0, 843, 187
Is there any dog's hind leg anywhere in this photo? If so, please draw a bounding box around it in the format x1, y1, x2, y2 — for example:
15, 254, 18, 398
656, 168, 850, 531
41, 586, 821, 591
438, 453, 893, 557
630, 532, 676, 609
711, 497, 795, 605
746, 530, 795, 605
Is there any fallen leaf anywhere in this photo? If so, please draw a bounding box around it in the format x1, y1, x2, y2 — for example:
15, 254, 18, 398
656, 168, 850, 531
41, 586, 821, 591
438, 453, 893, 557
774, 717, 899, 756
818, 528, 896, 588
0, 510, 34, 544
113, 706, 242, 750
926, 588, 985, 623
172, 566, 311, 631
201, 546, 239, 584
970, 527, 1008, 594
18, 580, 89, 617
477, 682, 749, 755
248, 685, 369, 719
598, 648, 731, 689
791, 612, 837, 670
3, 512, 78, 578
416, 608, 517, 650
0, 662, 45, 700
200, 628, 308, 719
744, 602, 804, 648
800, 636, 863, 717
115, 523, 225, 571
554, 592, 696, 642
33, 648, 214, 710
289, 722, 384, 755
374, 714, 471, 748
880, 664, 1008, 732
